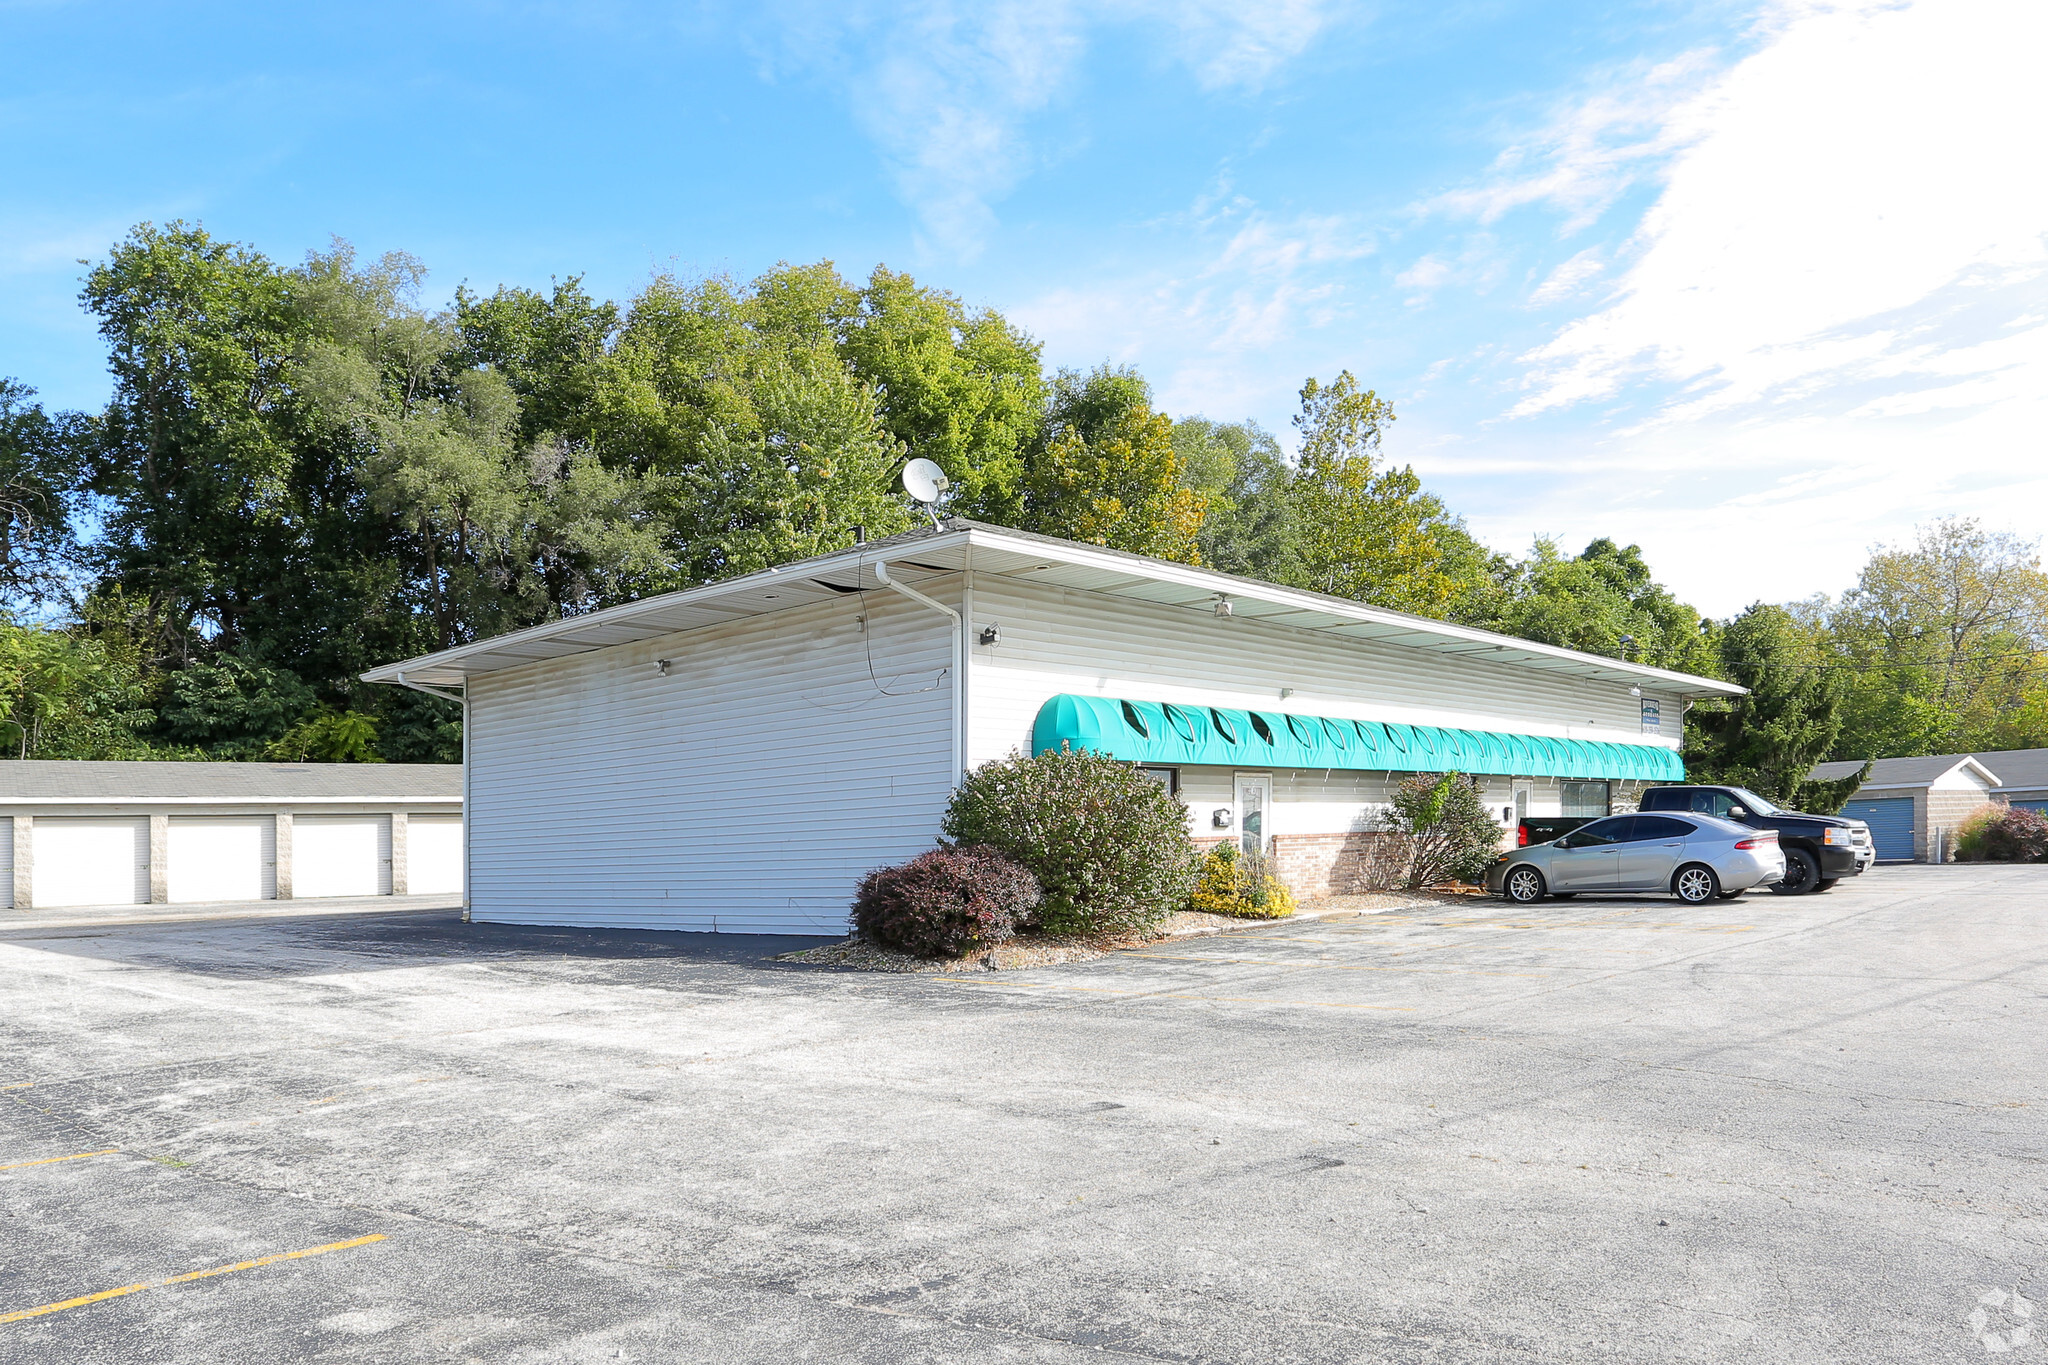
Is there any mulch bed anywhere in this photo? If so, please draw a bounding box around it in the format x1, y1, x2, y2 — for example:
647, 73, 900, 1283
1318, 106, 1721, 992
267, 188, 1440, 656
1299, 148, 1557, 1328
773, 892, 1437, 974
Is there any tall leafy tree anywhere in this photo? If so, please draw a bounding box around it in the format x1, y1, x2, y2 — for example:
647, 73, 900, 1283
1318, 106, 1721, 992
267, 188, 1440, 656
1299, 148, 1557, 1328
1482, 537, 1715, 674
838, 266, 1045, 523
1285, 373, 1492, 617
1686, 604, 1867, 811
1829, 518, 2048, 756
0, 380, 85, 607
1019, 367, 1205, 563
1175, 417, 1299, 583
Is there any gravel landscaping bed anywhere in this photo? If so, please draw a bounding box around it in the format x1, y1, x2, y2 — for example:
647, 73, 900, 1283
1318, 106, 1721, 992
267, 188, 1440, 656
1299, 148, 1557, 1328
773, 892, 1434, 973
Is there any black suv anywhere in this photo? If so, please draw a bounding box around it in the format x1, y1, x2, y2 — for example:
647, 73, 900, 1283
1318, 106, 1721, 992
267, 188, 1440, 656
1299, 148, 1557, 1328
1636, 785, 1872, 894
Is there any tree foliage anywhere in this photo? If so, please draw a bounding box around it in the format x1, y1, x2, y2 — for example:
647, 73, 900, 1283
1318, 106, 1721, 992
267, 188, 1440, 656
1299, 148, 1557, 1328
1685, 604, 1866, 810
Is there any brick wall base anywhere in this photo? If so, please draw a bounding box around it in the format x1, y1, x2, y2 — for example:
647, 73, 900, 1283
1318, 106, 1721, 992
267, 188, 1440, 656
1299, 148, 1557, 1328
1267, 831, 1411, 899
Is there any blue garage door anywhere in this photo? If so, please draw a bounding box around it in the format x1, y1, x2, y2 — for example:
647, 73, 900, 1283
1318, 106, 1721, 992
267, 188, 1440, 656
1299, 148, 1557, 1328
2012, 799, 2048, 814
1845, 797, 1914, 861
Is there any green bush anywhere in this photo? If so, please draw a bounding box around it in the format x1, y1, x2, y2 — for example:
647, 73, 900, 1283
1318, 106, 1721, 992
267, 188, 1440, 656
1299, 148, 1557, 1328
1186, 843, 1298, 919
1955, 805, 2048, 863
942, 745, 1200, 937
1380, 772, 1503, 888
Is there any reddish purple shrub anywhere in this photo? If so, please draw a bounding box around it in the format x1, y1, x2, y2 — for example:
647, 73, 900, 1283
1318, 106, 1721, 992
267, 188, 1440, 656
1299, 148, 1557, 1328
1956, 806, 2048, 863
852, 845, 1041, 958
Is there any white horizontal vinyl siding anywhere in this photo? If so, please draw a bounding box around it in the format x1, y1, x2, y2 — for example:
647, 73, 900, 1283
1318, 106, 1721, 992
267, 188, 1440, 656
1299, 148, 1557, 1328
964, 574, 1675, 769
466, 588, 956, 935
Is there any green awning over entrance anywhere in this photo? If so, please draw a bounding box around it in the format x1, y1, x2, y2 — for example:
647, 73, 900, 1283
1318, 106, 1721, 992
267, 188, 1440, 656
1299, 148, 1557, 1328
1032, 694, 1684, 782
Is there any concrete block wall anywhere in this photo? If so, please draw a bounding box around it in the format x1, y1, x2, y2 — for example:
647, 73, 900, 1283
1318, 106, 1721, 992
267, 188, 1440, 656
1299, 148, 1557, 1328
1922, 789, 1996, 861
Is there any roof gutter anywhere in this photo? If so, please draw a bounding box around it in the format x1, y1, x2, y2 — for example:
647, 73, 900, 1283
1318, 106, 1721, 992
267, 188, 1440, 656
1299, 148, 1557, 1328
393, 672, 465, 705
874, 559, 965, 784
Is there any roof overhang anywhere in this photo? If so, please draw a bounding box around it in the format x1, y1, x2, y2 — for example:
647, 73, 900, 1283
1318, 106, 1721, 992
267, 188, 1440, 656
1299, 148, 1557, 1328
362, 521, 1748, 698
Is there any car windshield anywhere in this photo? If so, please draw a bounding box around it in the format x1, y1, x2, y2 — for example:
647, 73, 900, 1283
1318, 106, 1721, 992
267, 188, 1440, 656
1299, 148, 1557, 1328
1728, 787, 1781, 816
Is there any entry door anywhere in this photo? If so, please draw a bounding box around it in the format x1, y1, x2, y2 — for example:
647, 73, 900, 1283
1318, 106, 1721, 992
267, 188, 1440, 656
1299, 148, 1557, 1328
1234, 773, 1271, 858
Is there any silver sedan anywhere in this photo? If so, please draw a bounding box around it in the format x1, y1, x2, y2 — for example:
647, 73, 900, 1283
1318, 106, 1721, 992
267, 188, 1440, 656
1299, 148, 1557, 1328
1484, 811, 1787, 905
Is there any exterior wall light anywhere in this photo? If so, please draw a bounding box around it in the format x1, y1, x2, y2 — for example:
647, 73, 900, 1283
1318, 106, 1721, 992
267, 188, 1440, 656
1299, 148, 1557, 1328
654, 659, 671, 676
979, 623, 1002, 646
1279, 687, 1295, 700
1213, 594, 1232, 618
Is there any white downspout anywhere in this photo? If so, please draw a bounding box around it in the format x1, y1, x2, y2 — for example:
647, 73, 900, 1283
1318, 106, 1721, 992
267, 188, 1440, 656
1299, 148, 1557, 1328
873, 559, 965, 783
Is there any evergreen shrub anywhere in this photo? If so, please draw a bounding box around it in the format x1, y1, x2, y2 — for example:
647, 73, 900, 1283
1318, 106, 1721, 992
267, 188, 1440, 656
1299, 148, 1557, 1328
942, 745, 1201, 937
851, 845, 1040, 958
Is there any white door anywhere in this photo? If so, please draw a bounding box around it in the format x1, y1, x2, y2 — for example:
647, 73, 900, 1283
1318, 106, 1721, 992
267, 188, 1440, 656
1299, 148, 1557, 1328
407, 815, 464, 895
168, 816, 275, 903
34, 817, 149, 907
294, 815, 392, 897
1233, 773, 1271, 858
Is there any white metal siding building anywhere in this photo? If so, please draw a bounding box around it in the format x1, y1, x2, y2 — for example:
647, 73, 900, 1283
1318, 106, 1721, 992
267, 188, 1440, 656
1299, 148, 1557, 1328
0, 763, 463, 912
365, 520, 1742, 934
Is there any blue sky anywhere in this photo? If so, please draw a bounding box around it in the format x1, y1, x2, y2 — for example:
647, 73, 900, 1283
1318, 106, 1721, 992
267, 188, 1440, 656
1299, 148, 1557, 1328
4, 0, 2043, 615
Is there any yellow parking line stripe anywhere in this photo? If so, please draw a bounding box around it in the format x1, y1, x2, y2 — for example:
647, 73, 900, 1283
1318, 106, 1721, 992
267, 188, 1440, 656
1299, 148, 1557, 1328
0, 1234, 387, 1325
0, 1082, 33, 1091
0, 1149, 117, 1172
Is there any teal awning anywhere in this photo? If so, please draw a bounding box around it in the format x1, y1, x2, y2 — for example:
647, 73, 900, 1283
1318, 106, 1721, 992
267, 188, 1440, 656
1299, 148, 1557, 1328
1032, 694, 1683, 782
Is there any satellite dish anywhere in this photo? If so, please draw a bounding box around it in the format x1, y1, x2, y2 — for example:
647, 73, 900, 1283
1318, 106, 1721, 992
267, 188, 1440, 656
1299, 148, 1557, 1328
901, 458, 951, 527
902, 458, 950, 505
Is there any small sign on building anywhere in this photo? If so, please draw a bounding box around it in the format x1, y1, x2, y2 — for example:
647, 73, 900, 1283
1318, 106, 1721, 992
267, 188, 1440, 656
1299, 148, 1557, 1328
1641, 698, 1662, 734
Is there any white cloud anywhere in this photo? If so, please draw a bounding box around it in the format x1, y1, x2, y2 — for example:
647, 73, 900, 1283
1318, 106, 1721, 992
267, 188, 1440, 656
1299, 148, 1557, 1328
1012, 204, 1372, 420
759, 0, 1345, 256
1423, 50, 1721, 232
1511, 0, 2048, 422
1527, 249, 1604, 306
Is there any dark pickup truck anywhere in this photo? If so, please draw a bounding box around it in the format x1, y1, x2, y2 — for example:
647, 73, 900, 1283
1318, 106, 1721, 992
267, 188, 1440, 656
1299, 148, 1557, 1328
1517, 785, 1873, 895
1636, 786, 1872, 894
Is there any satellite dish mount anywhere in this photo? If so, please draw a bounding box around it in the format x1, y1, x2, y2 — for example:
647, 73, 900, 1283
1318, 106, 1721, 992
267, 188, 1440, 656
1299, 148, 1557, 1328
901, 458, 951, 529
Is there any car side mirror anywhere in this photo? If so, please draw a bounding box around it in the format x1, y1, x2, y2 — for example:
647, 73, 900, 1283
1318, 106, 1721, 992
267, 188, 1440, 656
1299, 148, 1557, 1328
1554, 835, 1575, 849
1730, 806, 1747, 818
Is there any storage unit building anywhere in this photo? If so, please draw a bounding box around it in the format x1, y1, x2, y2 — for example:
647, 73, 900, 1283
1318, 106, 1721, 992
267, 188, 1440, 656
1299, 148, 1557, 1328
0, 763, 462, 912
1810, 754, 2003, 861
365, 520, 1743, 934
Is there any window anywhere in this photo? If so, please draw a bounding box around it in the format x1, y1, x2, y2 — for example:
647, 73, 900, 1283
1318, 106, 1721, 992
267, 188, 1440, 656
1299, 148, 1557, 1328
1561, 780, 1611, 818
1633, 815, 1695, 840
1136, 766, 1179, 795
1567, 817, 1629, 846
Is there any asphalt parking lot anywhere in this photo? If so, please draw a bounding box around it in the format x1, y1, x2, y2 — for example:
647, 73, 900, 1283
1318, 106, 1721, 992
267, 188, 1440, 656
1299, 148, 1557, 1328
1, 863, 2041, 1363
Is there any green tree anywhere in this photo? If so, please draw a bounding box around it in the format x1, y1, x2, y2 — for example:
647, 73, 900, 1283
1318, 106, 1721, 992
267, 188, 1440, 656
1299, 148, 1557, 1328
1685, 604, 1867, 810
1482, 537, 1715, 674
587, 266, 914, 585
1285, 373, 1492, 617
1176, 417, 1300, 583
1829, 518, 2048, 757
1019, 367, 1206, 562
837, 265, 1045, 524
0, 380, 84, 606
0, 620, 169, 760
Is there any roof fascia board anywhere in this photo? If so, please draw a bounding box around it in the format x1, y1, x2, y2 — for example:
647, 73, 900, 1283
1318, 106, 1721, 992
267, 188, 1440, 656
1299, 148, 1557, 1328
361, 521, 1741, 697
361, 529, 975, 684
962, 526, 1744, 697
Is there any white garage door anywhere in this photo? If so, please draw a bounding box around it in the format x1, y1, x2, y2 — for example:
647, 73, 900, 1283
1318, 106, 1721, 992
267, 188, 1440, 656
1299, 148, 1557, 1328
35, 817, 149, 907
168, 816, 275, 903
294, 815, 391, 898
407, 815, 463, 895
